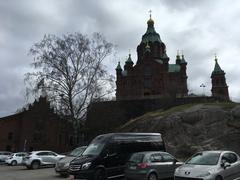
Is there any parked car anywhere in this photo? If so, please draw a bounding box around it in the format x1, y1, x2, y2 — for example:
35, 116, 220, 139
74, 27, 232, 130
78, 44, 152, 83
5, 152, 27, 166
55, 146, 87, 177
0, 151, 12, 163
22, 151, 65, 169
125, 151, 182, 180
174, 150, 240, 180
69, 133, 166, 180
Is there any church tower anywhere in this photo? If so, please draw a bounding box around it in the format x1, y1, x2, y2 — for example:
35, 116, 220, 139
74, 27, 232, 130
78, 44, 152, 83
115, 13, 188, 100
211, 55, 229, 100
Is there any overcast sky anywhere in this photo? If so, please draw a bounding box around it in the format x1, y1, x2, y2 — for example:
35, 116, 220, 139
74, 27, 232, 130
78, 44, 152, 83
1, 0, 240, 117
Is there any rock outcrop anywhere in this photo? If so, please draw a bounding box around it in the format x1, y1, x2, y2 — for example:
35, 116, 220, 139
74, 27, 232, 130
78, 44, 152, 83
118, 103, 240, 159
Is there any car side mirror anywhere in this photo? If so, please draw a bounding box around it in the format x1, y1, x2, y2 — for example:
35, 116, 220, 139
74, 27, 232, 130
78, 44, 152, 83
221, 162, 231, 169
108, 153, 117, 157
172, 159, 177, 164
103, 153, 109, 159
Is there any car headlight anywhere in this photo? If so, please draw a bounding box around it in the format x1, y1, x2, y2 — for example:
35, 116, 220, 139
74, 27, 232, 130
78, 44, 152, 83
64, 162, 70, 168
81, 162, 91, 170
196, 171, 211, 177
175, 167, 180, 174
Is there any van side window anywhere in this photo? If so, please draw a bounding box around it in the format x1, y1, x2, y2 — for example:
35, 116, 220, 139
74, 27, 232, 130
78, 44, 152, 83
150, 153, 163, 162
106, 143, 118, 156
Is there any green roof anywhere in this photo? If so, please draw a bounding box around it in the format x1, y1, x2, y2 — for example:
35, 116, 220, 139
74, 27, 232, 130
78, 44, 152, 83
212, 59, 224, 74
126, 54, 133, 63
115, 62, 122, 71
168, 64, 181, 73
181, 55, 187, 64
162, 51, 169, 59
141, 18, 161, 43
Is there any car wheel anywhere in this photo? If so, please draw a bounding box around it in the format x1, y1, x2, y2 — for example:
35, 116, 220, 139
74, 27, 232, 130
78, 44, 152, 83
31, 161, 40, 170
215, 176, 223, 180
60, 173, 69, 178
148, 173, 158, 180
11, 160, 17, 166
94, 169, 106, 180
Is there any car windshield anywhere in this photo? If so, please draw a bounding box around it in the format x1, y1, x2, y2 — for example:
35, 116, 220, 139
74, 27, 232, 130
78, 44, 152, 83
82, 143, 105, 156
129, 153, 144, 163
186, 152, 220, 165
69, 147, 86, 156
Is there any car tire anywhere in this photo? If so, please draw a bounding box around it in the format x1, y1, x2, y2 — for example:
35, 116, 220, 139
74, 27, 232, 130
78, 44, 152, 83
94, 168, 106, 180
31, 161, 40, 170
215, 176, 223, 180
11, 160, 17, 166
148, 172, 158, 180
60, 173, 69, 178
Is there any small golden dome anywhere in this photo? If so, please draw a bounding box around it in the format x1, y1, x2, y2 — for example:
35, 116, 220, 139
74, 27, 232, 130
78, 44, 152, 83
147, 10, 154, 25
147, 17, 154, 25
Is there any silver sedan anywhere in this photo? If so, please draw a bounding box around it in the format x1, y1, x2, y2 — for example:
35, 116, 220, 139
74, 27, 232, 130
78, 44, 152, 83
174, 151, 240, 180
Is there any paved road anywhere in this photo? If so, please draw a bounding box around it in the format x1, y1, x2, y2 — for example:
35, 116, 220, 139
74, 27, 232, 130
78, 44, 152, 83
0, 164, 69, 180
0, 164, 124, 180
0, 164, 125, 180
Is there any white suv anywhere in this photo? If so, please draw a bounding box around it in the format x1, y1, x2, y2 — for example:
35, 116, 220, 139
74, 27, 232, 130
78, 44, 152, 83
0, 151, 12, 163
22, 151, 65, 169
5, 152, 27, 166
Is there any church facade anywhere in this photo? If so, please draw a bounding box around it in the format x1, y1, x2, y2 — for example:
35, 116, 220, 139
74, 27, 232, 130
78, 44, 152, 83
116, 16, 188, 100
115, 15, 230, 101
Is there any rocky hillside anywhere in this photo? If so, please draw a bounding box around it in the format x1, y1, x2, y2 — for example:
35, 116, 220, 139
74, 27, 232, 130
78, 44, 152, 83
118, 102, 240, 160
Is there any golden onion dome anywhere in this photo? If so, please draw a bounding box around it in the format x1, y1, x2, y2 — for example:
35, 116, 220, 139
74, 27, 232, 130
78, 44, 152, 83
147, 17, 154, 26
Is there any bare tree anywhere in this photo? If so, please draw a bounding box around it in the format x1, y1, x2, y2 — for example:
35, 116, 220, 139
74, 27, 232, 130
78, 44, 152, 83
25, 32, 115, 124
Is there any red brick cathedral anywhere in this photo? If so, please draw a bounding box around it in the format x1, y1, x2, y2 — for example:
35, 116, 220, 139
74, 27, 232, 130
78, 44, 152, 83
116, 15, 188, 100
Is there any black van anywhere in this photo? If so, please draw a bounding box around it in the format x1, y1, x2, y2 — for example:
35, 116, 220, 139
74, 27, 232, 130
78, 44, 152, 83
68, 133, 165, 180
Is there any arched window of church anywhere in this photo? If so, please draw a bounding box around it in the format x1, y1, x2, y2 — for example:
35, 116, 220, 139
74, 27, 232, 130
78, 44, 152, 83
144, 67, 152, 76
144, 92, 151, 96
8, 132, 13, 140
144, 78, 152, 88
154, 43, 159, 57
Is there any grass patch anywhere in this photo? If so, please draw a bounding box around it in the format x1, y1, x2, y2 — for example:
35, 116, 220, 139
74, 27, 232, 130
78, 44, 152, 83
203, 102, 238, 110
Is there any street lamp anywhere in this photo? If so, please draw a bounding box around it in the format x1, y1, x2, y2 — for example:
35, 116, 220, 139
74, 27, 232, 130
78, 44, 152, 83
200, 83, 206, 96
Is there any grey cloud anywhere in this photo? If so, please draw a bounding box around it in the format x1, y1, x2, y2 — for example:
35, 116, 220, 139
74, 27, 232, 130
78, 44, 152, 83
0, 0, 240, 117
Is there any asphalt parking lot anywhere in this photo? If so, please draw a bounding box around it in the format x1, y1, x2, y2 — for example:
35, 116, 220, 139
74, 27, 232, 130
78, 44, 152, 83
0, 164, 126, 180
0, 164, 69, 180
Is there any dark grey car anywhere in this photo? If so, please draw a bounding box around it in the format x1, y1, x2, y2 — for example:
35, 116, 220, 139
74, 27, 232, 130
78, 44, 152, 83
55, 146, 87, 176
125, 151, 183, 180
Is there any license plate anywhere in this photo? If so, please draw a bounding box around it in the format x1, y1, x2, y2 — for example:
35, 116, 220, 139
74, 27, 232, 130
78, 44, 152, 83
129, 166, 136, 170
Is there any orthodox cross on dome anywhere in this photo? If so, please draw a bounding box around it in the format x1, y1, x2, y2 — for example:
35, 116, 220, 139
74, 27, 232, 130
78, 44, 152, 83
149, 10, 152, 18
177, 50, 180, 55
214, 53, 218, 62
